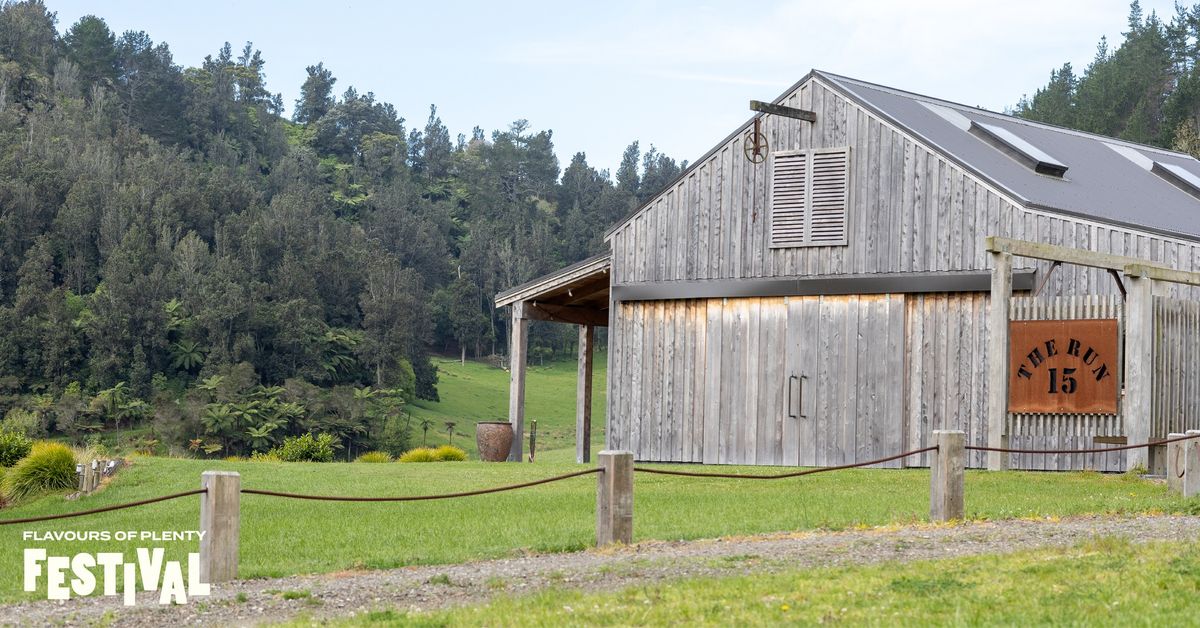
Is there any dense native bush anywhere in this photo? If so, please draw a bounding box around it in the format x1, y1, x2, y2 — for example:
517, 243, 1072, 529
355, 451, 392, 463
2, 442, 77, 502
0, 431, 32, 467
272, 433, 335, 462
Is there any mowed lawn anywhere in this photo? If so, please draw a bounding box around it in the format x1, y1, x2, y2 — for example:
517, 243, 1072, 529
0, 455, 1195, 602
389, 537, 1200, 626
407, 355, 607, 457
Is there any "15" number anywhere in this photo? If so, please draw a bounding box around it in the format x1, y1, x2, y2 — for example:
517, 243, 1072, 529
1048, 367, 1077, 394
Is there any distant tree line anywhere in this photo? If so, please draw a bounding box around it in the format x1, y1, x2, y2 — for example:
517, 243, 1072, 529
0, 1, 684, 455
1016, 1, 1200, 156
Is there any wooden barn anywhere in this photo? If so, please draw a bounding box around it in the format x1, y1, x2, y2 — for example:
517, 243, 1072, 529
496, 70, 1200, 472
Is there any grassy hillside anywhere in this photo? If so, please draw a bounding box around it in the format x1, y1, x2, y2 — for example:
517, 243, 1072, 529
408, 354, 607, 458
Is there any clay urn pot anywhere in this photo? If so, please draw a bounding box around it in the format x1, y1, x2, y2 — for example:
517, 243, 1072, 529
476, 421, 514, 462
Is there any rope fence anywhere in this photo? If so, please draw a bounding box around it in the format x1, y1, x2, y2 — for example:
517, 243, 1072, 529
1, 430, 1198, 582
0, 489, 206, 526
240, 468, 600, 502
633, 446, 938, 479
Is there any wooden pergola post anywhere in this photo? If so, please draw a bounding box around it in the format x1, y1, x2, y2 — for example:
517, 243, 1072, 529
576, 324, 594, 463
508, 302, 529, 462
986, 250, 1012, 471
1124, 274, 1154, 470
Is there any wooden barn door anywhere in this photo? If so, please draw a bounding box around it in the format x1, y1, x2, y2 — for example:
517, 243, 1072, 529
783, 294, 906, 467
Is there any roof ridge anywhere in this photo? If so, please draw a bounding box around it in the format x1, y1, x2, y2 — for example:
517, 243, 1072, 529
815, 70, 1199, 162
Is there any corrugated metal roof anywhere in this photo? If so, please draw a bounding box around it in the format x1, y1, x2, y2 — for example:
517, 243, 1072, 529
818, 71, 1200, 240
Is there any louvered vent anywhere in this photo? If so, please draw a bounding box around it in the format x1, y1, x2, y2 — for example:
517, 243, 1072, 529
770, 152, 807, 246
810, 149, 849, 244
770, 147, 849, 247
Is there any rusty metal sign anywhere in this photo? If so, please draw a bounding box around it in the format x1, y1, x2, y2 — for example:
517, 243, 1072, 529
1008, 319, 1119, 414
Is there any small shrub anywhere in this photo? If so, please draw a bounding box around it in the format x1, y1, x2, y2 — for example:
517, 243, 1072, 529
272, 433, 334, 462
355, 451, 392, 463
398, 447, 437, 463
398, 446, 467, 462
224, 456, 246, 462
0, 431, 33, 467
249, 450, 281, 462
433, 445, 467, 462
2, 441, 77, 502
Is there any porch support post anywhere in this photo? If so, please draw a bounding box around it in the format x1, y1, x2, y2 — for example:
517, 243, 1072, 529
576, 324, 595, 463
508, 302, 529, 462
1125, 274, 1154, 471
986, 250, 1012, 470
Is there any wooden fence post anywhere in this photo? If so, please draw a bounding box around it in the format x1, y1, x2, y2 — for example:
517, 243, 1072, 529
1124, 274, 1154, 471
199, 471, 240, 583
1184, 432, 1200, 499
1167, 433, 1186, 493
986, 251, 1012, 471
930, 430, 965, 522
596, 450, 633, 546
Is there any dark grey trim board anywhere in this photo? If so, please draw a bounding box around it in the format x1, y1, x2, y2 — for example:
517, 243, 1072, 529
611, 270, 1036, 302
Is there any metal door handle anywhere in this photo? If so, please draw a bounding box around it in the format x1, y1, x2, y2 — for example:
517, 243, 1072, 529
798, 375, 807, 418
788, 375, 798, 418
788, 374, 808, 419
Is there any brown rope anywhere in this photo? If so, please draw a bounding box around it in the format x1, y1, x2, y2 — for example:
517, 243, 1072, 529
633, 446, 938, 479
966, 431, 1200, 455
240, 468, 601, 501
0, 489, 207, 526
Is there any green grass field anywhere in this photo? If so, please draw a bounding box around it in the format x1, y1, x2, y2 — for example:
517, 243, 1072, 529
382, 536, 1200, 626
0, 455, 1194, 602
407, 355, 607, 457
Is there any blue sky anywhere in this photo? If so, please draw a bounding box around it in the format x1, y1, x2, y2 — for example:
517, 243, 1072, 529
49, 0, 1177, 175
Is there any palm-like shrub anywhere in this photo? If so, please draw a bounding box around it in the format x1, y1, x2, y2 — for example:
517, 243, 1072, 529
2, 441, 76, 502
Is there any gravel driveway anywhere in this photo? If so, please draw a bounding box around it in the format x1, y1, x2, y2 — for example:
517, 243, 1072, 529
5, 513, 1199, 627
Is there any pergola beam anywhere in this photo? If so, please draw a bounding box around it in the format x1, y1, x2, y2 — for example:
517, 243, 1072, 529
526, 302, 609, 327
986, 236, 1152, 272
1124, 263, 1200, 287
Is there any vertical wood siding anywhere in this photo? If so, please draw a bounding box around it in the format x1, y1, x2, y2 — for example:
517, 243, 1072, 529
610, 295, 904, 466
1153, 297, 1200, 438
903, 293, 991, 469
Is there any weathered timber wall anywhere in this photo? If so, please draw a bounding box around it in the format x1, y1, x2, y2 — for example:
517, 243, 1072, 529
608, 294, 905, 466
607, 77, 1200, 300
1154, 297, 1200, 439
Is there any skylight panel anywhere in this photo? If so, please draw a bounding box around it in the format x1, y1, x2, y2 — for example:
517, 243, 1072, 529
969, 121, 1068, 177
1152, 161, 1200, 199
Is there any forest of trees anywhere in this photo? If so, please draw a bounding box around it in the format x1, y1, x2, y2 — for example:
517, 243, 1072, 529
0, 1, 686, 456
1015, 1, 1200, 156
1, 0, 1191, 459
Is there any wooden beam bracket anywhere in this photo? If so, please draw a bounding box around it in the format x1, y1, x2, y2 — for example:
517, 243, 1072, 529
750, 100, 817, 122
